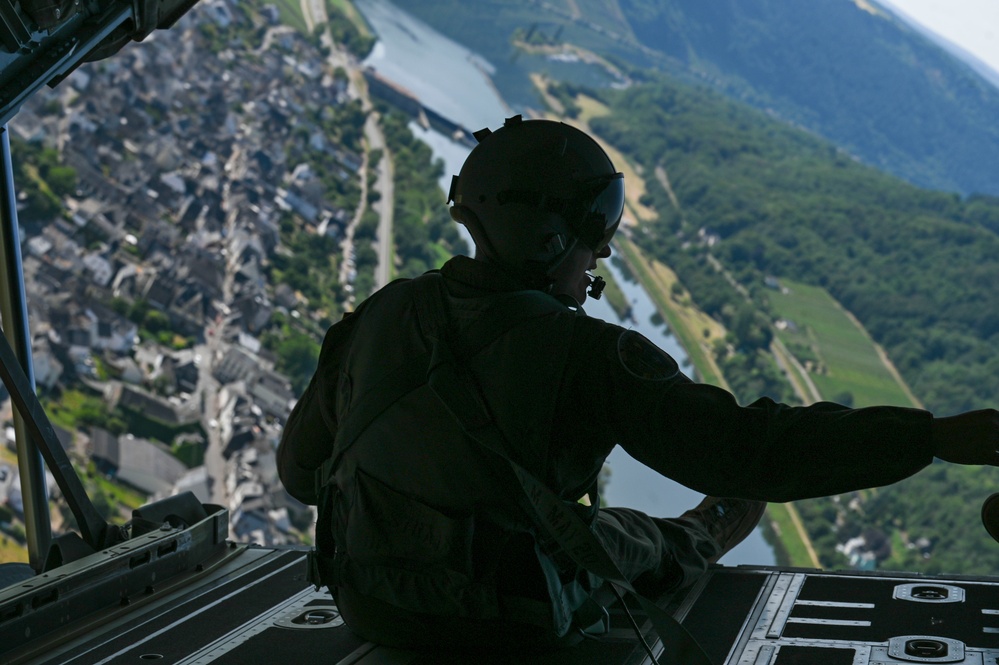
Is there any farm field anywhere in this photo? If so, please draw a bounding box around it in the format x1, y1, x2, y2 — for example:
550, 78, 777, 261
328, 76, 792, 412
769, 279, 917, 408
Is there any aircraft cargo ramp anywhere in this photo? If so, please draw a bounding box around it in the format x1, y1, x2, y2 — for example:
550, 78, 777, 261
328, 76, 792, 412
5, 528, 999, 664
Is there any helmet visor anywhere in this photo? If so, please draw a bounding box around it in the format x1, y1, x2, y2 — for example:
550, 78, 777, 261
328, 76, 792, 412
493, 172, 625, 252
571, 173, 625, 251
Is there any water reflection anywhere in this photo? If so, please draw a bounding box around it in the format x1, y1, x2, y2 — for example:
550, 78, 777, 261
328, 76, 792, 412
588, 256, 774, 566
357, 0, 509, 131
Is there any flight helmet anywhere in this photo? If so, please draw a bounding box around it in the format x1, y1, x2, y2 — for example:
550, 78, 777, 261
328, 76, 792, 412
447, 116, 624, 288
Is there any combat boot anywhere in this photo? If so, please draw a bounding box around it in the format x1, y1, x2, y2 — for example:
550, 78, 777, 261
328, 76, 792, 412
680, 497, 767, 564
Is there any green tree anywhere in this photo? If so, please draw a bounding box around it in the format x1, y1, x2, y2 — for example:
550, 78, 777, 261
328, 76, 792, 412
276, 333, 320, 394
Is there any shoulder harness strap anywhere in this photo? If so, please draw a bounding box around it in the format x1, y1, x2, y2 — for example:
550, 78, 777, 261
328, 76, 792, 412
410, 273, 715, 665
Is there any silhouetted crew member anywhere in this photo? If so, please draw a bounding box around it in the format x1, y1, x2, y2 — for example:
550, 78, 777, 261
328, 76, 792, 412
278, 116, 999, 651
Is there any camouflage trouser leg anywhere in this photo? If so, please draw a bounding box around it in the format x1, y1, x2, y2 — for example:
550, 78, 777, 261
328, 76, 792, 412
593, 507, 720, 595
328, 508, 720, 650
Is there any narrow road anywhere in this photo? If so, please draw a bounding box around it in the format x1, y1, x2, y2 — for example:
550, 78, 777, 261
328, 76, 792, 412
198, 326, 226, 507
783, 503, 822, 569
200, 145, 246, 510
300, 0, 317, 33
369, 115, 394, 290
771, 336, 822, 405
301, 0, 394, 293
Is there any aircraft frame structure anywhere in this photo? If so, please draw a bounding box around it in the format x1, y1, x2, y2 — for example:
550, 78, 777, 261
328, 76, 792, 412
2, 2, 999, 663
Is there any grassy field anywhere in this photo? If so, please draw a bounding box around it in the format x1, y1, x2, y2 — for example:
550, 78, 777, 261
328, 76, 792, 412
0, 444, 45, 563
272, 0, 308, 34
0, 444, 18, 467
768, 279, 917, 408
44, 388, 93, 431
328, 0, 372, 36
575, 92, 610, 125
768, 503, 821, 568
92, 472, 147, 511
0, 535, 26, 564
614, 236, 730, 388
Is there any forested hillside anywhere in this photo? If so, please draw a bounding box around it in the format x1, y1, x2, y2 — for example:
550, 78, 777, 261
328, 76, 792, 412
796, 464, 999, 576
617, 0, 999, 196
390, 0, 999, 197
565, 72, 999, 573
584, 76, 999, 416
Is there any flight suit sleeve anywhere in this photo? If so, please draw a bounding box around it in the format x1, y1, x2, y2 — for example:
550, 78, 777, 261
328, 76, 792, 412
624, 381, 935, 502
566, 320, 935, 503
277, 313, 358, 505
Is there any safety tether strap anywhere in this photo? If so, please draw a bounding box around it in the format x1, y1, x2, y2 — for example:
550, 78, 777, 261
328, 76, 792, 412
412, 274, 714, 665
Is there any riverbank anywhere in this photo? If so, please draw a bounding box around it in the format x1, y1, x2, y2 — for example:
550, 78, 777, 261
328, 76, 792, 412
608, 236, 826, 570
613, 234, 730, 389
555, 79, 827, 565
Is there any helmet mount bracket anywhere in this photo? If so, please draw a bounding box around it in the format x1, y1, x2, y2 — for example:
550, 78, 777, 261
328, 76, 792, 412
542, 232, 567, 258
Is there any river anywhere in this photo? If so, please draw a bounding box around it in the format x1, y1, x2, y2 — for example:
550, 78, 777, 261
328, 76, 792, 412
355, 0, 776, 567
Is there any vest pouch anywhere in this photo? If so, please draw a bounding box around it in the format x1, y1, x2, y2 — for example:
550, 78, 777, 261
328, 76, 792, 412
345, 468, 474, 575
339, 469, 502, 618
307, 481, 342, 590
535, 539, 609, 638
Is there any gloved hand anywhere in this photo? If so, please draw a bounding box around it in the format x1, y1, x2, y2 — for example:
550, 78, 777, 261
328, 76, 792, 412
983, 493, 999, 543
932, 409, 999, 466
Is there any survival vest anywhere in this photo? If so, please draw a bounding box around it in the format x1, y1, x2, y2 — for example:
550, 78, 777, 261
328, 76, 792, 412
309, 272, 604, 637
